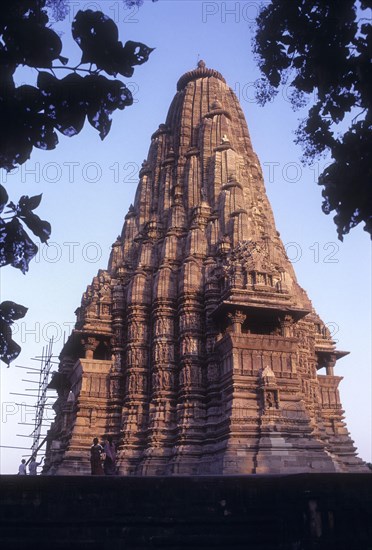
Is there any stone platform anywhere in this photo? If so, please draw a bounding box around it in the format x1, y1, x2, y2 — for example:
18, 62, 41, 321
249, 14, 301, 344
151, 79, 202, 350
0, 474, 371, 549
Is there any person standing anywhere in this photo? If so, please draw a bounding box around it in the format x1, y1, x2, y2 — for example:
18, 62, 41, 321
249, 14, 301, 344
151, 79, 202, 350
103, 435, 117, 475
18, 459, 27, 475
28, 456, 43, 475
90, 437, 104, 475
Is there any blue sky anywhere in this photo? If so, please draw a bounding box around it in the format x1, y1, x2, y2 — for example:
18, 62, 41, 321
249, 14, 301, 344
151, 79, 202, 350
0, 0, 370, 474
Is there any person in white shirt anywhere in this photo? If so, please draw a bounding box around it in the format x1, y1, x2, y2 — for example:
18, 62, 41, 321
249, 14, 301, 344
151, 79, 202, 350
28, 456, 43, 475
18, 459, 27, 475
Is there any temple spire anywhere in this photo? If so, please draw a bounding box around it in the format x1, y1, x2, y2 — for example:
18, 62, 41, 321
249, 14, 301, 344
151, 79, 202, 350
44, 65, 368, 476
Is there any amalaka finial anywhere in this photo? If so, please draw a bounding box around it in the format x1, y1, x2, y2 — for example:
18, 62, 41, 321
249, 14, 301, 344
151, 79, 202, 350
177, 62, 225, 91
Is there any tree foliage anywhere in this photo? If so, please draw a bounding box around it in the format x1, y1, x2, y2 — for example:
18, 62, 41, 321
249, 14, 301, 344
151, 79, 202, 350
0, 2, 153, 170
0, 184, 51, 273
0, 301, 28, 365
122, 0, 158, 8
0, 0, 154, 364
253, 0, 371, 240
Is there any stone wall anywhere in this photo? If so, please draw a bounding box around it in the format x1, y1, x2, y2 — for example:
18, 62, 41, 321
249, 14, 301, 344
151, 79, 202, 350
1, 473, 371, 549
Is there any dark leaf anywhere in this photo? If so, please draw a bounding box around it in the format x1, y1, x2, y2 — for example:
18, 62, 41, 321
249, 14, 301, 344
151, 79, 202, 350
84, 75, 133, 139
73, 10, 119, 46
19, 211, 51, 243
18, 194, 42, 212
31, 116, 59, 150
0, 301, 28, 323
50, 74, 87, 137
55, 110, 86, 137
40, 73, 88, 137
14, 84, 43, 112
116, 41, 154, 77
72, 10, 119, 66
4, 21, 63, 68
0, 185, 8, 214
0, 321, 22, 365
121, 41, 155, 67
3, 217, 38, 273
0, 122, 33, 171
87, 109, 112, 140
72, 10, 153, 77
37, 70, 58, 92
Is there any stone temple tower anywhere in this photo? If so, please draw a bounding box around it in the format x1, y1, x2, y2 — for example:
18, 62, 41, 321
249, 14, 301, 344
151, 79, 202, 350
45, 62, 366, 475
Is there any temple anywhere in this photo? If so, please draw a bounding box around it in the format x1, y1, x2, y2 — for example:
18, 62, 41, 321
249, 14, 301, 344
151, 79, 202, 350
44, 62, 367, 475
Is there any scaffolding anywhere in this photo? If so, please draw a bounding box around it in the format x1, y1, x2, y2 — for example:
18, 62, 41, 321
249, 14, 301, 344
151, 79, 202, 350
31, 338, 56, 456
9, 338, 58, 460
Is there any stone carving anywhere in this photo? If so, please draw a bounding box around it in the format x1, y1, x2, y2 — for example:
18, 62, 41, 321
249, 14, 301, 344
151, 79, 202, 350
179, 364, 202, 387
152, 369, 174, 392
265, 391, 275, 409
153, 341, 173, 363
223, 240, 285, 294
181, 335, 200, 356
45, 64, 367, 476
127, 372, 148, 394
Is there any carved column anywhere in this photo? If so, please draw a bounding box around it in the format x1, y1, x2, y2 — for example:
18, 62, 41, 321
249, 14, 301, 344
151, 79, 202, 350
169, 281, 206, 474
325, 354, 337, 376
200, 259, 225, 473
228, 310, 246, 334
107, 282, 126, 436
81, 336, 99, 359
280, 315, 294, 337
139, 297, 177, 474
117, 284, 150, 474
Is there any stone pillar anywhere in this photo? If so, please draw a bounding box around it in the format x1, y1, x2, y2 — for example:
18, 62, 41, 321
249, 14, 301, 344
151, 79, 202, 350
228, 310, 246, 334
82, 337, 99, 359
139, 299, 177, 475
325, 355, 336, 376
168, 282, 206, 474
117, 293, 150, 474
108, 283, 126, 437
280, 315, 294, 338
200, 259, 224, 474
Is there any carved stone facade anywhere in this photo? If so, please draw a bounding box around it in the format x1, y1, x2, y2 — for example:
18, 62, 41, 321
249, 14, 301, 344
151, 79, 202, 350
44, 62, 367, 475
